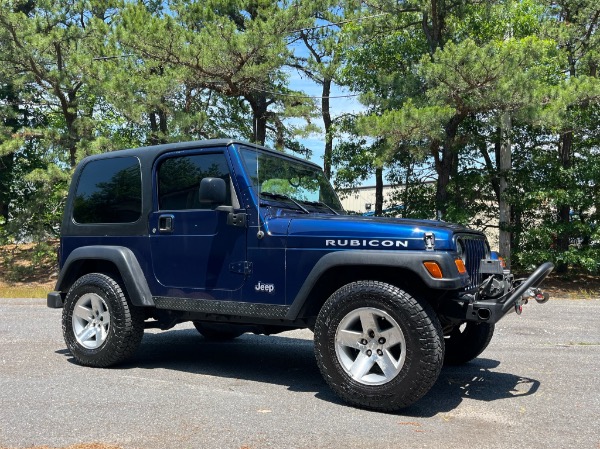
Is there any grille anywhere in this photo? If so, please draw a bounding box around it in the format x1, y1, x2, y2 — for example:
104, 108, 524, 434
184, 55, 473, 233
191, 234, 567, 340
459, 235, 489, 288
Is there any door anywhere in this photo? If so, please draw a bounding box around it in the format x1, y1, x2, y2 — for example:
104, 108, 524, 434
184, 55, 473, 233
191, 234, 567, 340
149, 151, 247, 295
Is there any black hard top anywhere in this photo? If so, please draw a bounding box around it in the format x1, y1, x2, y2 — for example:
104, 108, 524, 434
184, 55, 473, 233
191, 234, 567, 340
78, 139, 321, 170
61, 139, 321, 237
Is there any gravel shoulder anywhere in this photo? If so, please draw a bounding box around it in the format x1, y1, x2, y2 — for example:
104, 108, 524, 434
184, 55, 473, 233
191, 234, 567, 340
1, 298, 598, 449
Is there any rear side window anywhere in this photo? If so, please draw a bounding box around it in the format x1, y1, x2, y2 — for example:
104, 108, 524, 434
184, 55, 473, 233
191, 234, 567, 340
73, 157, 142, 224
158, 153, 232, 210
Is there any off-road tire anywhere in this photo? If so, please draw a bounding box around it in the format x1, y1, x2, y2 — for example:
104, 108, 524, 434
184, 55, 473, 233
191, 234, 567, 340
444, 322, 495, 365
193, 322, 244, 340
62, 273, 144, 367
314, 281, 444, 412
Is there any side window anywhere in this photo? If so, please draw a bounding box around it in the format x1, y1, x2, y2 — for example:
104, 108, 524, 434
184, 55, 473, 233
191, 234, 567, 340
158, 153, 232, 210
73, 157, 142, 224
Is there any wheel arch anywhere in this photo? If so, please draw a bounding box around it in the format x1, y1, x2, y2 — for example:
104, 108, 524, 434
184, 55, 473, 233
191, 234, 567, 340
285, 250, 459, 321
56, 246, 154, 307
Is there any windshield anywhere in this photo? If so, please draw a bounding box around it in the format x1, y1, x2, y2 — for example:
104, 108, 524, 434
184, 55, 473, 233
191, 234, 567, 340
240, 147, 344, 214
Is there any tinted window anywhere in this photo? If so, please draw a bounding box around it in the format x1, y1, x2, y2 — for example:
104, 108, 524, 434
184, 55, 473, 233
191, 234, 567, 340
158, 153, 232, 210
240, 148, 344, 213
73, 157, 142, 224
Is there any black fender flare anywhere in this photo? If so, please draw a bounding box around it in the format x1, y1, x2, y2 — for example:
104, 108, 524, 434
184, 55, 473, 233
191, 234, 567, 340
55, 246, 154, 307
285, 250, 469, 320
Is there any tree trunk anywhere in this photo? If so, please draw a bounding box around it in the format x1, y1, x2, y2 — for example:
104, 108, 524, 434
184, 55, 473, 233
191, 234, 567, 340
556, 131, 573, 273
375, 167, 384, 216
434, 154, 451, 220
149, 112, 159, 146
0, 154, 13, 222
498, 112, 512, 268
158, 107, 168, 138
148, 106, 169, 146
432, 114, 463, 220
248, 93, 269, 146
0, 82, 19, 223
402, 159, 413, 218
64, 111, 78, 168
322, 77, 333, 178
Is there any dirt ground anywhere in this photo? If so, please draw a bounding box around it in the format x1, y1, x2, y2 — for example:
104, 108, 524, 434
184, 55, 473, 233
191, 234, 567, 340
0, 243, 57, 284
541, 273, 600, 298
1, 243, 598, 299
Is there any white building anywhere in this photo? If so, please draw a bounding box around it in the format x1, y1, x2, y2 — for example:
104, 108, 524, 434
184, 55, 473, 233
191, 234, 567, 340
338, 185, 398, 215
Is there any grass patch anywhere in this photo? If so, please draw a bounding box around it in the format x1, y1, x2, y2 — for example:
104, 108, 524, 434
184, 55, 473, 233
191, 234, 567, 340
0, 284, 51, 299
538, 273, 600, 300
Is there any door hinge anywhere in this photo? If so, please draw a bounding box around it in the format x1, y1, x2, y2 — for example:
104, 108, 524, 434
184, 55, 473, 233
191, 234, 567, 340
230, 261, 253, 276
227, 212, 247, 228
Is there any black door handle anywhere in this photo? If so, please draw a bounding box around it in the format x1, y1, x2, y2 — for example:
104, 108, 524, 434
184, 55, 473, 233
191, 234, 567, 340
158, 214, 175, 233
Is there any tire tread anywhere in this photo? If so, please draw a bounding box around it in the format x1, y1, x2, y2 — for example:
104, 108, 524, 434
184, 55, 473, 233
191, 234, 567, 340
62, 273, 144, 367
314, 280, 444, 412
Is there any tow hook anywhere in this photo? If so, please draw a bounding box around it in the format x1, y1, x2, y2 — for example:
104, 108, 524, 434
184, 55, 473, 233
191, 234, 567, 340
515, 300, 524, 315
533, 289, 550, 304
516, 287, 551, 315
522, 287, 551, 304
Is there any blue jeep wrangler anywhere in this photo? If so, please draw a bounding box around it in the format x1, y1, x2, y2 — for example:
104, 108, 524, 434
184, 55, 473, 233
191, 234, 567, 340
47, 139, 553, 411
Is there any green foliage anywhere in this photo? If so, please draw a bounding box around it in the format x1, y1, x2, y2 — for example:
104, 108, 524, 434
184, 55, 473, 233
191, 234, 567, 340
516, 226, 600, 274
334, 0, 599, 274
116, 0, 317, 147
1, 143, 68, 243
0, 0, 598, 280
386, 178, 437, 220
0, 0, 320, 253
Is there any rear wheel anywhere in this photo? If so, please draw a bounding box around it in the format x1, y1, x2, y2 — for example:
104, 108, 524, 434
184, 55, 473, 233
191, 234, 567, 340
314, 281, 444, 412
444, 322, 495, 365
62, 273, 144, 367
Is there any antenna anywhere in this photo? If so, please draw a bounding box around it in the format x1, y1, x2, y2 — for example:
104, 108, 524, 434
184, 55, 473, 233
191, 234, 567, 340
256, 146, 264, 240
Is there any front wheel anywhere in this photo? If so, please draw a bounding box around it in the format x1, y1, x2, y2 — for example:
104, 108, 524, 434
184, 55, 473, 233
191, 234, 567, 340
62, 273, 144, 367
314, 281, 444, 412
444, 322, 495, 365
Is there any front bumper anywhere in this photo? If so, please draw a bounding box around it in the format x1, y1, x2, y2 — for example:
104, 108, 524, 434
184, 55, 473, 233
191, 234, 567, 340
444, 262, 554, 324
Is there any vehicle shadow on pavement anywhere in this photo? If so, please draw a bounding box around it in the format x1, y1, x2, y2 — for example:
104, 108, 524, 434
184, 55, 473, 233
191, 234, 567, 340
58, 330, 541, 416
123, 329, 343, 404
402, 358, 541, 417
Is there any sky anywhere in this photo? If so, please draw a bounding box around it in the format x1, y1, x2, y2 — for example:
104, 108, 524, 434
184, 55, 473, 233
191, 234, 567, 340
284, 66, 379, 186
281, 66, 373, 184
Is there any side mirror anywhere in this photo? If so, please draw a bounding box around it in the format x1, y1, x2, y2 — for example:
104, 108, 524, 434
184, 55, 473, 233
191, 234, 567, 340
199, 177, 227, 206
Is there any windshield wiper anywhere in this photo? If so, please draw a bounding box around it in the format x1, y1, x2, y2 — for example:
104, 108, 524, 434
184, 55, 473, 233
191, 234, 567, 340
299, 200, 340, 215
260, 192, 309, 213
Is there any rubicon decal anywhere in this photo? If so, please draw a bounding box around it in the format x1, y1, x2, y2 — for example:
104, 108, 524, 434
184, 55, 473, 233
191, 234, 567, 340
255, 281, 275, 293
325, 239, 409, 248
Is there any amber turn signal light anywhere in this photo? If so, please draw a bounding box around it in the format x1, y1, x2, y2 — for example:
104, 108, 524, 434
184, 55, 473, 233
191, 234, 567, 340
423, 261, 443, 279
455, 258, 467, 274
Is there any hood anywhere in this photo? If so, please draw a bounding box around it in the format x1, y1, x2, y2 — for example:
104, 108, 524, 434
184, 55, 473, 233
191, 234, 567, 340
279, 214, 483, 251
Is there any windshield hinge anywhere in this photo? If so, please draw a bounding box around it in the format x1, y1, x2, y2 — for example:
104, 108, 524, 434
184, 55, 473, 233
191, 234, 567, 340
425, 232, 435, 251
230, 261, 253, 276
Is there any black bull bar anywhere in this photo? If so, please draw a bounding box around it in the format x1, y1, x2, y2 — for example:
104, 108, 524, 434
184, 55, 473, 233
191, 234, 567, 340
462, 262, 555, 324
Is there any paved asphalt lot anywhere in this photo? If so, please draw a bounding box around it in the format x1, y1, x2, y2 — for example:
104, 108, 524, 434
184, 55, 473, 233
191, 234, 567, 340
0, 298, 598, 449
